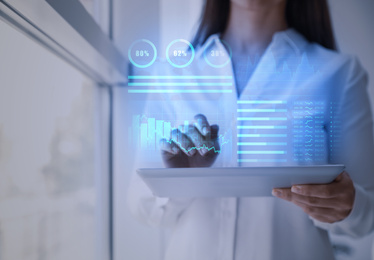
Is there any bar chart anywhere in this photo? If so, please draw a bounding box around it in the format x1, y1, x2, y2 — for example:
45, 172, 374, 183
237, 100, 289, 163
129, 115, 231, 153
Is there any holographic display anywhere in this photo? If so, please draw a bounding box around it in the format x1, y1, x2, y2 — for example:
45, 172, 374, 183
126, 38, 341, 165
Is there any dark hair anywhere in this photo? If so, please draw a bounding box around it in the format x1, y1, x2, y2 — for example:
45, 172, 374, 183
192, 0, 337, 50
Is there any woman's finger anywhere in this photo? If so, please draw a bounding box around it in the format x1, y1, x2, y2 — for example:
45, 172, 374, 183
292, 201, 336, 223
279, 189, 348, 209
170, 129, 197, 156
194, 114, 211, 137
293, 200, 349, 223
185, 125, 207, 156
160, 138, 179, 155
289, 182, 340, 198
290, 171, 353, 199
272, 188, 352, 222
159, 138, 190, 167
185, 124, 220, 156
272, 188, 348, 210
210, 124, 219, 140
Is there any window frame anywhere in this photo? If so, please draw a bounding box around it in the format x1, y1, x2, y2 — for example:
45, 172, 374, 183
0, 1, 121, 259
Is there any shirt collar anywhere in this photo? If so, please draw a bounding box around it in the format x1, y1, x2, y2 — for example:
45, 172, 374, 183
198, 28, 308, 57
272, 28, 308, 54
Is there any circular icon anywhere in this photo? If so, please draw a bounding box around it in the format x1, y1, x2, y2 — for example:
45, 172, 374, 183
128, 39, 157, 68
204, 40, 232, 68
166, 39, 195, 68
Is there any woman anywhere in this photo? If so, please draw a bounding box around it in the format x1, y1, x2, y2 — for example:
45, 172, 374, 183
128, 0, 374, 259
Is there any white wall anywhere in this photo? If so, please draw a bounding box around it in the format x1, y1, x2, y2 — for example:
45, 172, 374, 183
329, 0, 374, 111
328, 1, 374, 259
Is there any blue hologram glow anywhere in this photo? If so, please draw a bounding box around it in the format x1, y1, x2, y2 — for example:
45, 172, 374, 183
128, 89, 232, 93
166, 39, 195, 68
203, 39, 232, 68
237, 117, 287, 121
237, 151, 287, 154
128, 75, 233, 80
237, 100, 287, 104
129, 115, 231, 154
128, 39, 157, 68
237, 159, 287, 163
237, 142, 287, 146
128, 82, 232, 87
237, 134, 288, 138
237, 109, 288, 113
237, 126, 288, 129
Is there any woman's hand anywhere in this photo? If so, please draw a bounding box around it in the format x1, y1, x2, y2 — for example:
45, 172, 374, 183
160, 114, 220, 168
272, 171, 355, 223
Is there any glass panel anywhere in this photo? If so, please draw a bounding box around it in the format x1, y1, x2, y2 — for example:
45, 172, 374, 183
79, 0, 110, 35
0, 19, 107, 260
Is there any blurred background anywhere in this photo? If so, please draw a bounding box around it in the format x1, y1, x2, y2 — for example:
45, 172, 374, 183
0, 0, 373, 259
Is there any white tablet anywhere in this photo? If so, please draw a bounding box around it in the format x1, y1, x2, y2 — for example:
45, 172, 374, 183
137, 165, 345, 197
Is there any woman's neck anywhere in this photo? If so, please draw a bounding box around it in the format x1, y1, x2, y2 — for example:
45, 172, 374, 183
222, 1, 288, 56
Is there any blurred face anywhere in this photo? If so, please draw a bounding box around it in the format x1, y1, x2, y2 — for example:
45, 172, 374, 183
230, 0, 286, 10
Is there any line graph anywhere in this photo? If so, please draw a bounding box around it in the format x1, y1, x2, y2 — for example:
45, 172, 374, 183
166, 136, 229, 154
129, 114, 231, 153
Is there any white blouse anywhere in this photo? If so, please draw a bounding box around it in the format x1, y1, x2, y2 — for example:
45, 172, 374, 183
127, 29, 374, 260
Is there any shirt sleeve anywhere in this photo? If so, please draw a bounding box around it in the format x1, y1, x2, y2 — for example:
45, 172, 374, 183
127, 169, 193, 228
311, 56, 374, 237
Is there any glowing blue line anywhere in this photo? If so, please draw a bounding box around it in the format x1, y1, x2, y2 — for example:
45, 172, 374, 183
128, 89, 232, 93
237, 125, 287, 129
237, 117, 287, 121
237, 134, 287, 138
238, 159, 287, 162
237, 142, 287, 146
168, 138, 229, 154
128, 75, 233, 80
237, 151, 287, 154
237, 109, 287, 112
237, 100, 287, 104
128, 82, 232, 87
